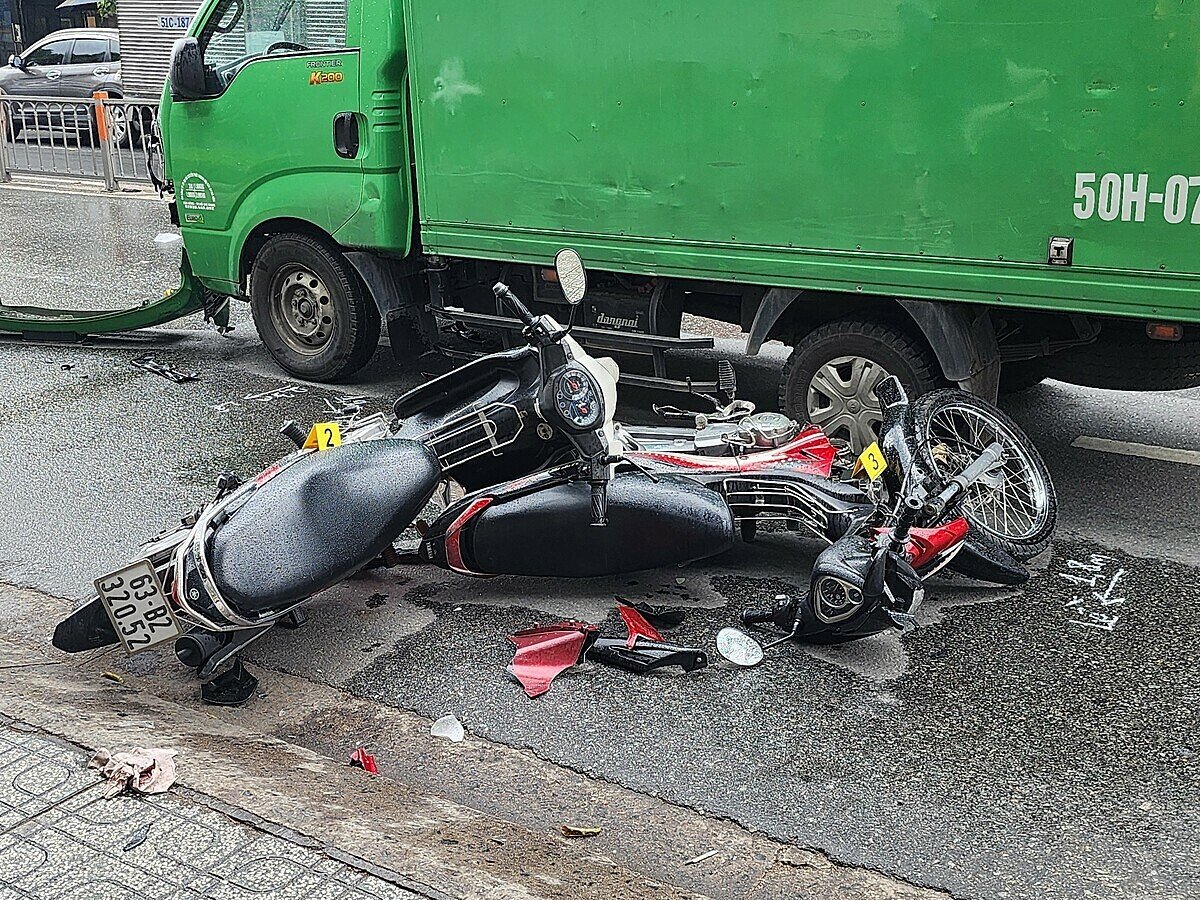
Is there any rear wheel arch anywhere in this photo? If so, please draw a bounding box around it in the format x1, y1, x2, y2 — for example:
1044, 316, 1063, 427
752, 289, 999, 398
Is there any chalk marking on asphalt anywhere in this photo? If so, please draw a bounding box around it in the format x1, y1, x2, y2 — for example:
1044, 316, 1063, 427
1071, 435, 1200, 466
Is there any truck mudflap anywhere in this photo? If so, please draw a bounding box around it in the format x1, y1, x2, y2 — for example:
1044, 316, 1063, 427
0, 252, 225, 339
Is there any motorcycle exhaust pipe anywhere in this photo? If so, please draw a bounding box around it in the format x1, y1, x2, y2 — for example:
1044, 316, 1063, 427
175, 629, 228, 669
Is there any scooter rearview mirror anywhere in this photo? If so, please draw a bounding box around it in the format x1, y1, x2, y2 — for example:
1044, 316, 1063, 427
555, 248, 588, 306
716, 627, 765, 667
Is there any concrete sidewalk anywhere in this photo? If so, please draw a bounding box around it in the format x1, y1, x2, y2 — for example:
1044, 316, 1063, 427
0, 722, 427, 900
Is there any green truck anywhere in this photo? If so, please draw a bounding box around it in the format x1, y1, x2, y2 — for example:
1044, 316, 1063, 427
155, 0, 1200, 445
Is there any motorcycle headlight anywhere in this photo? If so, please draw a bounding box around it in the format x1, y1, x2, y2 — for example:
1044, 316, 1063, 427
813, 576, 864, 624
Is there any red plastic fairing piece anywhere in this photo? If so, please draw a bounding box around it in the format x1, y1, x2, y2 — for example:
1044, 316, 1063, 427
616, 603, 664, 647
349, 747, 378, 774
506, 622, 597, 698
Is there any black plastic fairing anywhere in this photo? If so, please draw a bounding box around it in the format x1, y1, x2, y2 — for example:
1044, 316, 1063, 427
947, 533, 1031, 585
52, 596, 118, 652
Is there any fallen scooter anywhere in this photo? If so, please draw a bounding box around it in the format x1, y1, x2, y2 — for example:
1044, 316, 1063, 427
51, 250, 733, 702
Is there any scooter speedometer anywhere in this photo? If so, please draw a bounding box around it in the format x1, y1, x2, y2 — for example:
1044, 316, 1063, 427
551, 365, 603, 432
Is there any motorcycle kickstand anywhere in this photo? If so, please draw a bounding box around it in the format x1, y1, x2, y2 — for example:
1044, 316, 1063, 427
197, 624, 274, 706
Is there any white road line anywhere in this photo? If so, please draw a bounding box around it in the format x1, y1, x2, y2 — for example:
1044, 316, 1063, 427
1072, 435, 1200, 466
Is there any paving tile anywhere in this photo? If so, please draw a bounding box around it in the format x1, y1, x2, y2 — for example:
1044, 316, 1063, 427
0, 725, 425, 900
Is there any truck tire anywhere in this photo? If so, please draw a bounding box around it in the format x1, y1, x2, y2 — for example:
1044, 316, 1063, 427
250, 233, 380, 382
779, 318, 941, 452
1043, 326, 1200, 391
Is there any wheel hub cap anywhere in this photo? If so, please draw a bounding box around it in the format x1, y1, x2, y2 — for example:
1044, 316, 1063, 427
271, 267, 333, 354
806, 355, 891, 452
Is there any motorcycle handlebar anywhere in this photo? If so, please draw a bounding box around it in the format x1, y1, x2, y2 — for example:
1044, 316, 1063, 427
740, 607, 778, 626
588, 452, 610, 526
493, 282, 537, 328
590, 481, 608, 527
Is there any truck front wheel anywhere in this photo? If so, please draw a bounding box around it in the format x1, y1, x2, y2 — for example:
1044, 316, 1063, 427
779, 319, 940, 452
250, 233, 380, 382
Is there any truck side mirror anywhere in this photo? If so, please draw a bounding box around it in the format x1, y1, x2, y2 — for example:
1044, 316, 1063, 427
8, 55, 24, 69
169, 37, 211, 100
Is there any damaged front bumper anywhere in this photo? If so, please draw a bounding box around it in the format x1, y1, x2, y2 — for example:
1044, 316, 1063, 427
0, 252, 225, 339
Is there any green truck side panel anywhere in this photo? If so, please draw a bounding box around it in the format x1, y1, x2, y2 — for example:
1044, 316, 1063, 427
402, 1, 1200, 322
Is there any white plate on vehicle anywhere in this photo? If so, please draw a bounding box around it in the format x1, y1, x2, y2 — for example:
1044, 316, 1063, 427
95, 559, 181, 654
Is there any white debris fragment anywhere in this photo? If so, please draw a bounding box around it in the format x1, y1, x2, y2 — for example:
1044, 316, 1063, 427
430, 714, 465, 743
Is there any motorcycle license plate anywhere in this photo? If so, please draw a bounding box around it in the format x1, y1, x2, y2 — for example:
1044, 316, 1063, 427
95, 559, 181, 654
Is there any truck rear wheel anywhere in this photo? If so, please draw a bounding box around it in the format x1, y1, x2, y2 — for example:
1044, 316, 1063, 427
250, 233, 380, 382
779, 319, 940, 452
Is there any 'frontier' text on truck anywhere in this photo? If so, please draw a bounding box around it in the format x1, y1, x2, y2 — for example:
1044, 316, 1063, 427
159, 0, 1200, 451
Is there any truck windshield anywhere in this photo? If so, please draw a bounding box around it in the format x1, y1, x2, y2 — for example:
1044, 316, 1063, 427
198, 0, 347, 82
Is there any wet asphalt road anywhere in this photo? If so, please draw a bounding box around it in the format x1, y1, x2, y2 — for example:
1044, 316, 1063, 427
0, 187, 1198, 899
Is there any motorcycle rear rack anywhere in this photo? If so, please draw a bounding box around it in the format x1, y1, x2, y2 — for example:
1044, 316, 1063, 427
417, 400, 527, 472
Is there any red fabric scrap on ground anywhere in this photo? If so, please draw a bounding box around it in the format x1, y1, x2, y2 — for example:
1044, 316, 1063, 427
349, 747, 378, 774
506, 622, 596, 698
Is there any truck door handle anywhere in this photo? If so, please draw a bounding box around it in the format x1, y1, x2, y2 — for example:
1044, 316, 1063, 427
333, 112, 359, 160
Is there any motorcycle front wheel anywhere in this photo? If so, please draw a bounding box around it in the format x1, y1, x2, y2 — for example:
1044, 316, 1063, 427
910, 390, 1057, 560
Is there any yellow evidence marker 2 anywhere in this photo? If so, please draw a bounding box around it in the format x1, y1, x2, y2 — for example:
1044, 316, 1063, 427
304, 422, 343, 451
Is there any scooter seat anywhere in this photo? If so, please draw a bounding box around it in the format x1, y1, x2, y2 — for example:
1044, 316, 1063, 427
210, 439, 440, 614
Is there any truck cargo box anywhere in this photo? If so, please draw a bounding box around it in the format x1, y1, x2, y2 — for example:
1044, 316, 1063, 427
403, 1, 1200, 323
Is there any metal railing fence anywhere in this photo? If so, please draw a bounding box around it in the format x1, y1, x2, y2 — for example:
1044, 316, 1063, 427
0, 91, 160, 189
